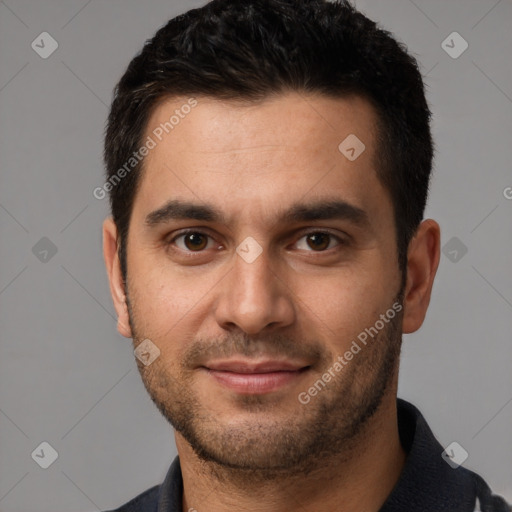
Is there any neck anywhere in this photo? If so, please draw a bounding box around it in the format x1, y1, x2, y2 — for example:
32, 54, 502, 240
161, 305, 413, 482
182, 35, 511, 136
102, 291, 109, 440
176, 391, 406, 512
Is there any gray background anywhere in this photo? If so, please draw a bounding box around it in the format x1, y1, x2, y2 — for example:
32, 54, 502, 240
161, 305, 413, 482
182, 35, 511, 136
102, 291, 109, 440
0, 0, 511, 510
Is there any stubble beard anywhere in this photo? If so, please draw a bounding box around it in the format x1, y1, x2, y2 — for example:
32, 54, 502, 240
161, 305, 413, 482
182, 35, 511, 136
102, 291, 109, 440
126, 292, 403, 481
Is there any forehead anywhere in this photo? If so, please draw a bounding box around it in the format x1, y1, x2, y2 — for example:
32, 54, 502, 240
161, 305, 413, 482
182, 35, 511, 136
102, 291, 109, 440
145, 92, 378, 162
133, 92, 390, 229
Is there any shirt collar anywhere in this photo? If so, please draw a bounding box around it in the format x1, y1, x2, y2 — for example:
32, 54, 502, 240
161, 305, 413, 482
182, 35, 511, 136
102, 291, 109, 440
156, 399, 479, 511
379, 398, 477, 511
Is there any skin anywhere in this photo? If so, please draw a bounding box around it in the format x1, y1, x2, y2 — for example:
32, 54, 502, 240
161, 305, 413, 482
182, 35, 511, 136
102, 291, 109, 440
103, 92, 440, 512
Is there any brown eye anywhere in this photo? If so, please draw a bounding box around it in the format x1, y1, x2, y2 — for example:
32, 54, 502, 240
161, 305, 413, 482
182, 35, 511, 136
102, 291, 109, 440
172, 231, 212, 252
294, 231, 345, 252
306, 233, 331, 251
184, 233, 207, 251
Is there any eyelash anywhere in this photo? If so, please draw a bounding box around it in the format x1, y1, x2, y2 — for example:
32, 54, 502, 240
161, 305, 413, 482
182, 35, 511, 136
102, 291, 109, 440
166, 228, 348, 256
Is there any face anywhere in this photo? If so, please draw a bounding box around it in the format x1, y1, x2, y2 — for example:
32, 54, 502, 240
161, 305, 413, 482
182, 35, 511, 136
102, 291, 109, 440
110, 92, 407, 475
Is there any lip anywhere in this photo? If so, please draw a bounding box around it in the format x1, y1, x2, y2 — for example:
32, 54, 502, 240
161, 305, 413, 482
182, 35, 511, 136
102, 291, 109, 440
205, 359, 308, 373
202, 359, 310, 394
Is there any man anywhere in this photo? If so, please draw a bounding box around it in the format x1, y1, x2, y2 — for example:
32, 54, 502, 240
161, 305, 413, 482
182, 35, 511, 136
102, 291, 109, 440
101, 1, 510, 510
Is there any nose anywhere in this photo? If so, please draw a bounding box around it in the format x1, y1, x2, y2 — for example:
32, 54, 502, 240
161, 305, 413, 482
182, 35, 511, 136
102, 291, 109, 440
213, 246, 296, 335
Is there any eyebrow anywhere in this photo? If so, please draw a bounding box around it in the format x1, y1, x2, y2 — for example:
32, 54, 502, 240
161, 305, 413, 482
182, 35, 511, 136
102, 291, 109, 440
144, 198, 370, 228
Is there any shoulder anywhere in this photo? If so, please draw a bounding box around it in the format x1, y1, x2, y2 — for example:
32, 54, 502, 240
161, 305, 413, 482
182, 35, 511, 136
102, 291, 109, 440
389, 399, 511, 512
471, 472, 511, 512
103, 456, 183, 511
102, 484, 160, 512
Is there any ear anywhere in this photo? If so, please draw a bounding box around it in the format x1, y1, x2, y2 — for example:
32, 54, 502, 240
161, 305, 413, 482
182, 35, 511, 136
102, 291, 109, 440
402, 219, 441, 334
103, 217, 132, 338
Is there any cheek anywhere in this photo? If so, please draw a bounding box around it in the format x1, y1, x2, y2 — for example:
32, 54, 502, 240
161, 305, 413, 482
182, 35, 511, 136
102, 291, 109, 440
297, 267, 395, 348
128, 261, 216, 340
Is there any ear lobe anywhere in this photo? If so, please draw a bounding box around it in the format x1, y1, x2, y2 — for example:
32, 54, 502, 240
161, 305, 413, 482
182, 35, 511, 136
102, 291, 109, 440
102, 217, 132, 338
402, 219, 441, 334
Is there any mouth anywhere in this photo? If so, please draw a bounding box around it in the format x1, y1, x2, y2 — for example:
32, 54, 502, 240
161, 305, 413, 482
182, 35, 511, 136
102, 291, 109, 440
201, 359, 312, 394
